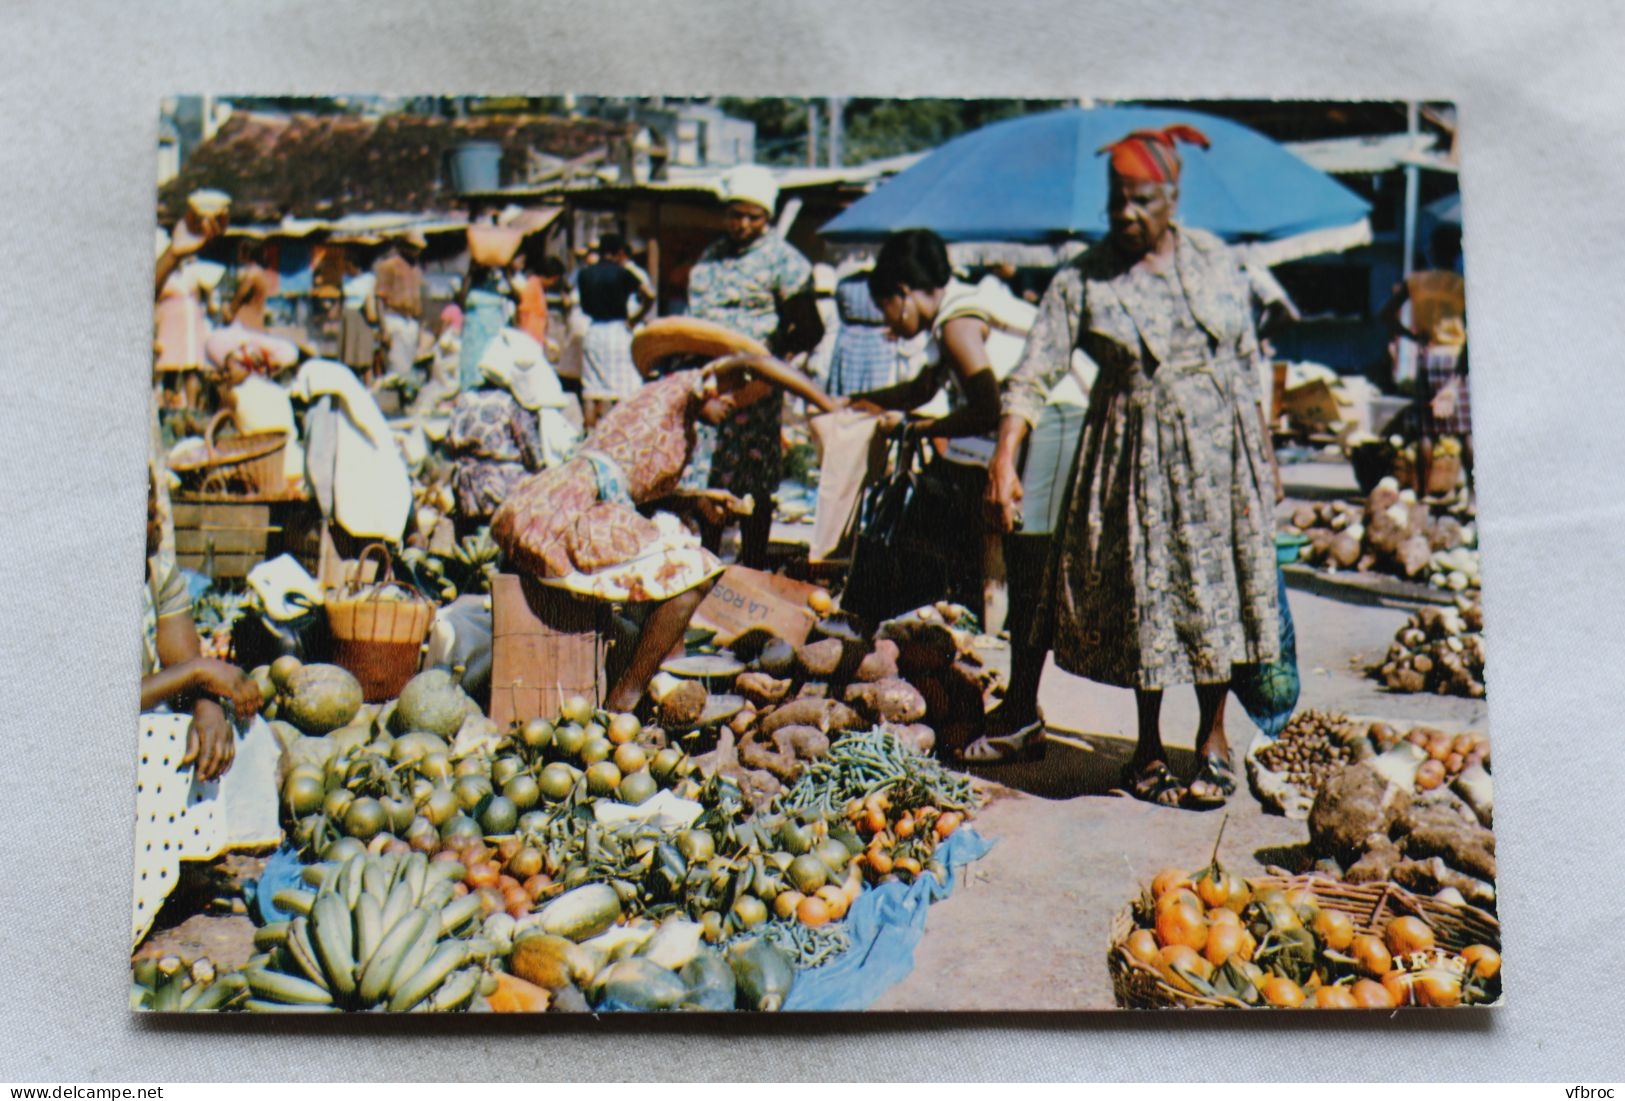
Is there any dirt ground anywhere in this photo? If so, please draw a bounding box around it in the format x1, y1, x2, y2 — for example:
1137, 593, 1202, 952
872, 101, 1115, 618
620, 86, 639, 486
874, 462, 1491, 1011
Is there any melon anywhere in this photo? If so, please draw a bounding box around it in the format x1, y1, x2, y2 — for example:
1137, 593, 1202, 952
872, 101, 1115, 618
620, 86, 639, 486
390, 669, 479, 739
278, 663, 364, 735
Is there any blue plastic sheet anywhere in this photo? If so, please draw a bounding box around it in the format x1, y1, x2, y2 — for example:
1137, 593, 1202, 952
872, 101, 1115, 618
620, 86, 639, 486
784, 826, 995, 1011
245, 845, 308, 926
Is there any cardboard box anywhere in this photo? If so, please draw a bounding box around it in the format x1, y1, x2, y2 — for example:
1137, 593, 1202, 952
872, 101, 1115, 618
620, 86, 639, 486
488, 573, 607, 726
692, 566, 818, 646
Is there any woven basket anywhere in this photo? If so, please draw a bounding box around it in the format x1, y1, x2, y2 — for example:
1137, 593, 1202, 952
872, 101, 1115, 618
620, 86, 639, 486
1107, 874, 1500, 1010
326, 544, 435, 700
170, 411, 288, 497
468, 224, 524, 268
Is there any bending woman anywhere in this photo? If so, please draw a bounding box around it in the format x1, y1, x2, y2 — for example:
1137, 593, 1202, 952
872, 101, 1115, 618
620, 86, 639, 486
492, 323, 840, 712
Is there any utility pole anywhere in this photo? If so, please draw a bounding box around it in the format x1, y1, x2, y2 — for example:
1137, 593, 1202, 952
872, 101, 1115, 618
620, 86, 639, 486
828, 96, 843, 167
1402, 100, 1420, 280
807, 99, 821, 168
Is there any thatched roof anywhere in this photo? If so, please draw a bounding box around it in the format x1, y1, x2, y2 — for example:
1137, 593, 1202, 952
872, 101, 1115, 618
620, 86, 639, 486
157, 111, 635, 223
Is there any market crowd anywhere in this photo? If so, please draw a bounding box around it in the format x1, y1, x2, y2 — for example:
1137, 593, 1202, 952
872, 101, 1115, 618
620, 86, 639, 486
147, 125, 1466, 816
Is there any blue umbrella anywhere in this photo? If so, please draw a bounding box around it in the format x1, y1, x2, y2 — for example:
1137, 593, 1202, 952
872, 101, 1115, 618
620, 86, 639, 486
821, 105, 1371, 244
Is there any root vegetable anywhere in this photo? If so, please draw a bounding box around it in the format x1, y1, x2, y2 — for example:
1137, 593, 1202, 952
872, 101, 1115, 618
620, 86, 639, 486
735, 672, 792, 707
854, 640, 901, 683
843, 678, 928, 724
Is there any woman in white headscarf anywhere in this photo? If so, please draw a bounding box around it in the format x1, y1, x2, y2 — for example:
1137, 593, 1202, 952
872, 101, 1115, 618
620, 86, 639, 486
443, 328, 579, 529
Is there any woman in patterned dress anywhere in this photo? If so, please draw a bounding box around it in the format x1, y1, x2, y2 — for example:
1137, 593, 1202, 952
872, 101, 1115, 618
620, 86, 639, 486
985, 126, 1282, 807
493, 342, 839, 712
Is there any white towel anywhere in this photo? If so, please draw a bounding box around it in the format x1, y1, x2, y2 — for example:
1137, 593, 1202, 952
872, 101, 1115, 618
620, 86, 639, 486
291, 359, 412, 541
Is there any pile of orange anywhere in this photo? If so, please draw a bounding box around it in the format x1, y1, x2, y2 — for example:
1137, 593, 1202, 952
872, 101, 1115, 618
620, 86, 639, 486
1121, 868, 1501, 1009
844, 791, 962, 887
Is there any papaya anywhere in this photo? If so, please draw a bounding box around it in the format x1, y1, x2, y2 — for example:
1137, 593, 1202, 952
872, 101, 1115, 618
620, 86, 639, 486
486, 972, 552, 1013
279, 664, 363, 735
678, 950, 737, 1011
390, 670, 479, 739
536, 883, 623, 941
593, 958, 690, 1011
727, 936, 794, 1012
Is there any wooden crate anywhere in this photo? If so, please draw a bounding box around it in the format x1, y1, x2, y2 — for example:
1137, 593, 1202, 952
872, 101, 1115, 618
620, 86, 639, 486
489, 573, 608, 727
171, 498, 324, 582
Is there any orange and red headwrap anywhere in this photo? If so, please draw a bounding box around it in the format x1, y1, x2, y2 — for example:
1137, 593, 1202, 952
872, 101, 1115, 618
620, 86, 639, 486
1098, 124, 1212, 183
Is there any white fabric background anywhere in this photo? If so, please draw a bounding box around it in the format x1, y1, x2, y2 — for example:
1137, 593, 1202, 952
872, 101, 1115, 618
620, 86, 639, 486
2, 0, 1621, 1082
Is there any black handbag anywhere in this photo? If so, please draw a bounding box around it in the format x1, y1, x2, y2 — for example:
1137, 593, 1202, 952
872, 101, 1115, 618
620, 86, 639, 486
843, 429, 982, 624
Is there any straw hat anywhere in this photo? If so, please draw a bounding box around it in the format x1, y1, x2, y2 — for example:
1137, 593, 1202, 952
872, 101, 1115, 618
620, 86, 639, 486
631, 316, 769, 377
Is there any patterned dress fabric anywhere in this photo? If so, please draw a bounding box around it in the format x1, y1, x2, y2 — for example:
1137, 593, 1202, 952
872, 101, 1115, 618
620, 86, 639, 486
444, 388, 546, 523
1002, 225, 1279, 690
687, 232, 815, 501
493, 371, 723, 602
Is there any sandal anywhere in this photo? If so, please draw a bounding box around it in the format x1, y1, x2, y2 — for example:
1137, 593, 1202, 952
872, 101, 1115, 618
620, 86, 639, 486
1183, 753, 1238, 810
1118, 759, 1186, 808
956, 720, 1046, 765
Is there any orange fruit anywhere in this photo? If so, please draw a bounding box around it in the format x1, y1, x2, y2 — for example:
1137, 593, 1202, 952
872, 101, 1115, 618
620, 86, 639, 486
1156, 887, 1203, 916
807, 589, 833, 614
1203, 923, 1246, 968
1155, 902, 1208, 952
1206, 907, 1243, 929
1197, 871, 1236, 910
1381, 970, 1415, 1006
1413, 969, 1462, 1008
1416, 759, 1447, 789
1125, 929, 1160, 967
1151, 867, 1192, 900
1313, 908, 1355, 952
1461, 944, 1501, 981
1351, 933, 1392, 977
1157, 945, 1211, 994
1314, 985, 1358, 1009
815, 885, 850, 921
1351, 978, 1395, 1009
1261, 976, 1306, 1008
1234, 928, 1258, 963
797, 895, 832, 926
772, 889, 805, 921
1385, 916, 1436, 956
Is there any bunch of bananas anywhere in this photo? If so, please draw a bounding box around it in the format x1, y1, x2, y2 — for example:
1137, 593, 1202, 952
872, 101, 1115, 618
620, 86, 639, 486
131, 955, 247, 1012
249, 852, 494, 1012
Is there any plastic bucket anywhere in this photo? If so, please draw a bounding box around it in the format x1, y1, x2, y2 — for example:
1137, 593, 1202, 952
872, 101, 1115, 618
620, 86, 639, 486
449, 141, 502, 194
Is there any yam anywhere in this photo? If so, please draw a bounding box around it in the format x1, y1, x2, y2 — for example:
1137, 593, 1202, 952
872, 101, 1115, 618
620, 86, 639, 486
895, 723, 936, 755
843, 678, 928, 724
1330, 533, 1361, 569
1394, 804, 1497, 881
759, 698, 861, 736
795, 682, 829, 700
729, 627, 780, 662
1343, 836, 1403, 884
1395, 534, 1432, 578
854, 639, 900, 683
1291, 505, 1318, 531
795, 639, 845, 679
657, 680, 708, 729
735, 671, 792, 707
739, 731, 802, 784
757, 638, 796, 678
1308, 763, 1410, 866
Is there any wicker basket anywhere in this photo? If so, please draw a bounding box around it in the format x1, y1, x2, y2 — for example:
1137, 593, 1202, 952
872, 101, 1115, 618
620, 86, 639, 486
468, 224, 524, 268
1107, 874, 1500, 1010
170, 411, 289, 498
326, 544, 435, 701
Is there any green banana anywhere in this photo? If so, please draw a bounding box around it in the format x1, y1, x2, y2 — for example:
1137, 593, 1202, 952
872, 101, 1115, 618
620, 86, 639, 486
362, 857, 391, 903
271, 888, 316, 917
244, 998, 339, 1013
387, 941, 467, 1012
341, 855, 364, 909
187, 974, 246, 1013
417, 967, 477, 1013
286, 918, 331, 992
419, 879, 457, 912
380, 875, 416, 936
311, 892, 357, 998
402, 852, 428, 905
427, 859, 467, 884
353, 893, 384, 971
300, 864, 329, 888
387, 915, 443, 998
437, 893, 482, 936
253, 922, 291, 951
245, 967, 334, 1006
358, 909, 429, 1003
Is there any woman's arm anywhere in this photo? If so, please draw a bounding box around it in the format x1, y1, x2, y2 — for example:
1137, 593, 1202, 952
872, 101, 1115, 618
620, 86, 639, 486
709, 354, 841, 414
909, 315, 1001, 439
850, 367, 940, 414
1379, 281, 1421, 343
148, 612, 261, 780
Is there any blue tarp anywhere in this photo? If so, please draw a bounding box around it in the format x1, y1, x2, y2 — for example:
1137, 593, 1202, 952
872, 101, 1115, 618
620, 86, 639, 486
821, 105, 1371, 245
248, 827, 996, 1013
784, 826, 995, 1011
